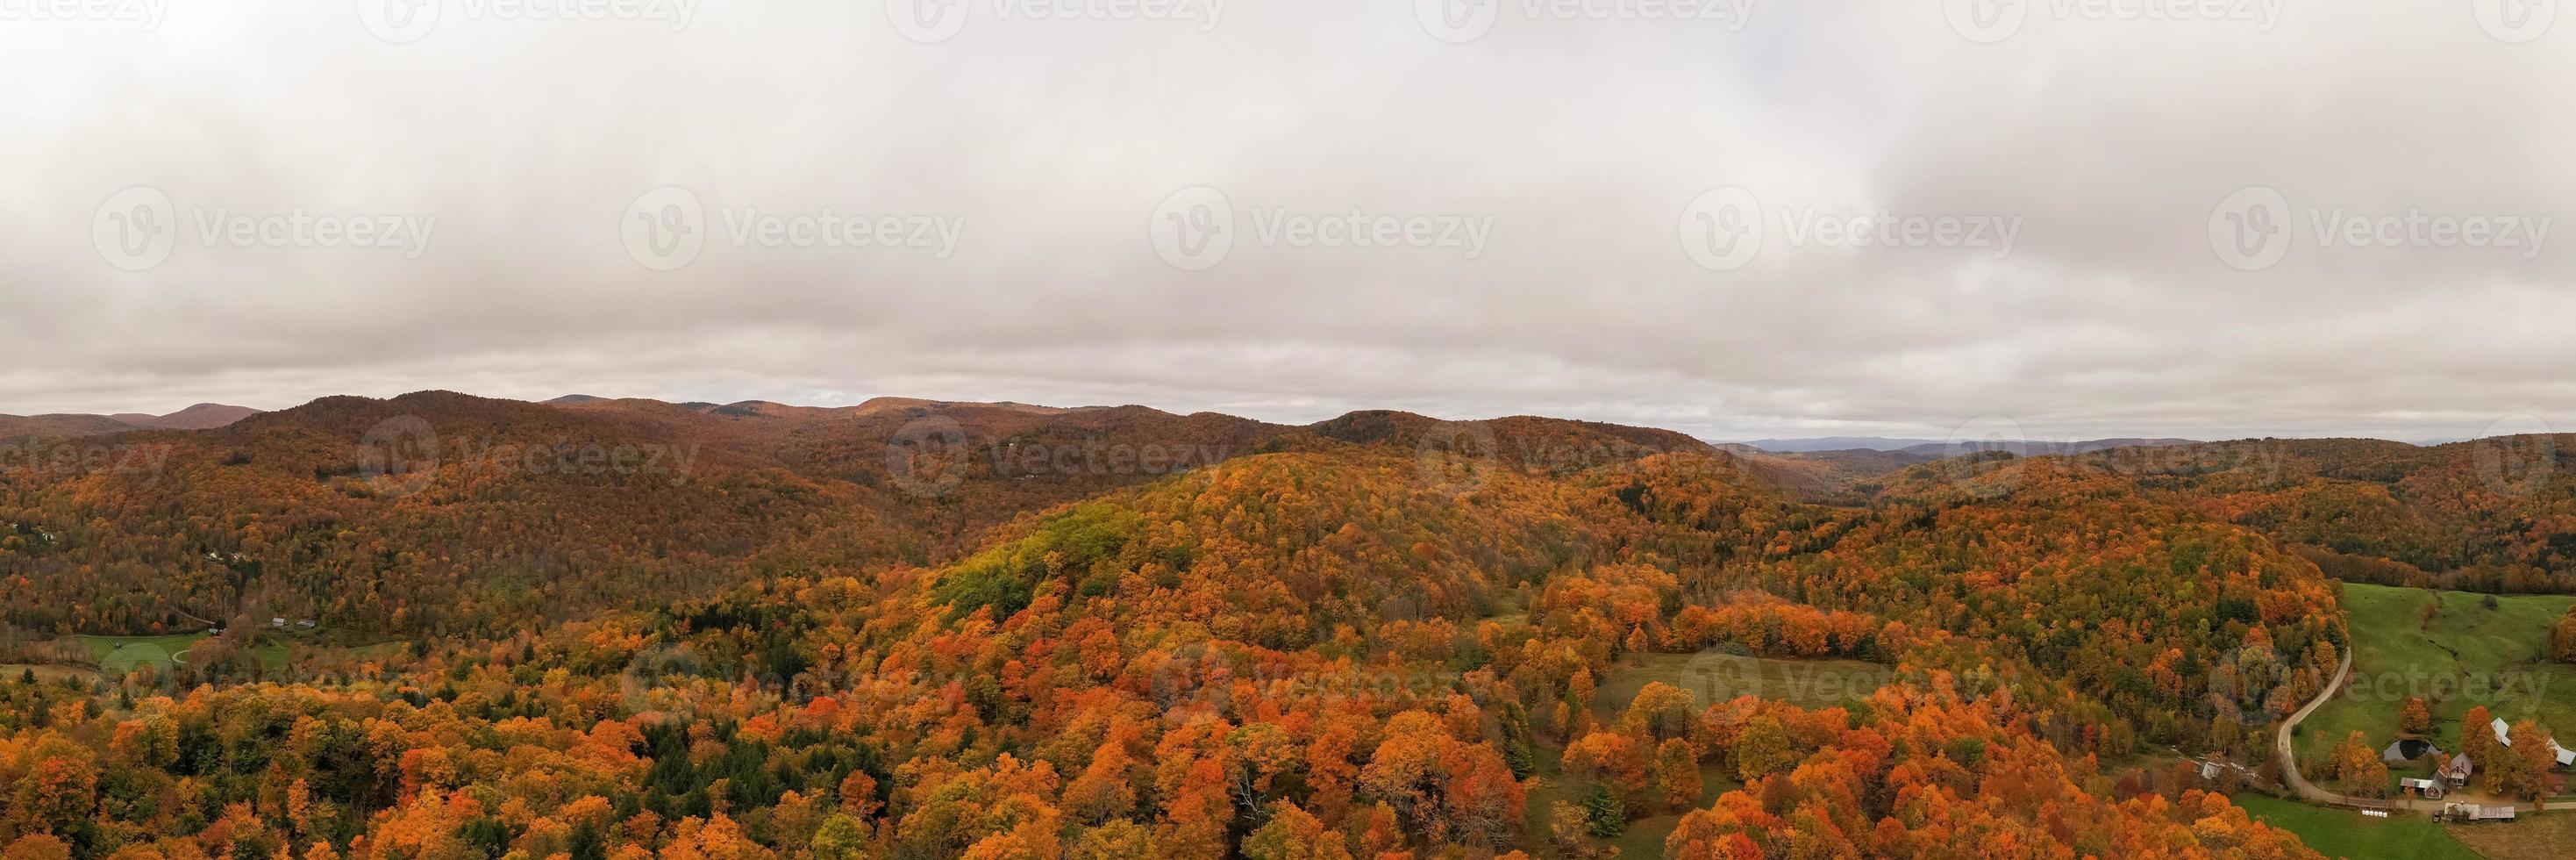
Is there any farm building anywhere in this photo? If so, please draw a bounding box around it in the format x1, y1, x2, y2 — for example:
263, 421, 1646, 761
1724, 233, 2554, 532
2442, 753, 2475, 787
2443, 802, 2518, 822
2491, 718, 2576, 768
2399, 777, 2444, 799
2381, 739, 2439, 763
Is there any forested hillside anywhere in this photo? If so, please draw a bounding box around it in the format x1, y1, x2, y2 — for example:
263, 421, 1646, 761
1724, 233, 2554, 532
2094, 437, 2576, 594
0, 395, 2352, 858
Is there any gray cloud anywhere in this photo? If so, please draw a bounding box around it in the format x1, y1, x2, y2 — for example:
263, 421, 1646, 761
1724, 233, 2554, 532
4, 0, 2572, 443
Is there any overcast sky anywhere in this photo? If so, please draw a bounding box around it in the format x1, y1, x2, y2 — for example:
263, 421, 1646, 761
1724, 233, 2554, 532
4, 0, 2572, 442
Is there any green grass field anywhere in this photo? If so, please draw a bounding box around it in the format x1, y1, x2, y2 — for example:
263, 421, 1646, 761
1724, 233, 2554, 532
1595, 652, 1892, 718
1518, 742, 1741, 858
2232, 793, 2483, 860
81, 633, 211, 674
2293, 583, 2576, 778
76, 634, 293, 674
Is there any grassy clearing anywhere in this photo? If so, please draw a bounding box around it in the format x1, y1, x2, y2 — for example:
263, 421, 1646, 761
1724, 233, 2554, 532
2293, 583, 2576, 777
1595, 652, 1891, 718
2231, 793, 2483, 860
81, 633, 211, 674
1518, 742, 1741, 858
76, 634, 296, 675
0, 663, 100, 684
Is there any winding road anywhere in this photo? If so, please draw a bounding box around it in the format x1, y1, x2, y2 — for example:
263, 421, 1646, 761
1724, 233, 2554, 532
2274, 643, 2381, 806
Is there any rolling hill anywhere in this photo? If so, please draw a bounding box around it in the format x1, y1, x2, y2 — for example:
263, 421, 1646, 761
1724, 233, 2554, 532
0, 403, 260, 438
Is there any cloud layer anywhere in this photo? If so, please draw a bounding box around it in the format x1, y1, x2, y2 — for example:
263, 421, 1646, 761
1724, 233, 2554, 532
4, 0, 2572, 442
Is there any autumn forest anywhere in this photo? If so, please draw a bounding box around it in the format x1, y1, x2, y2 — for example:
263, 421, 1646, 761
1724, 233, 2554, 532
4, 392, 2572, 859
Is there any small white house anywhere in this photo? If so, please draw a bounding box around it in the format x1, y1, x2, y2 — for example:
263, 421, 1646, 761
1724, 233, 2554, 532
2494, 717, 2513, 746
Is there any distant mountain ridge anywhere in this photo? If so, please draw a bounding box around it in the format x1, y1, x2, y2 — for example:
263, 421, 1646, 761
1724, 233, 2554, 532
0, 403, 261, 438
1734, 435, 2199, 455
